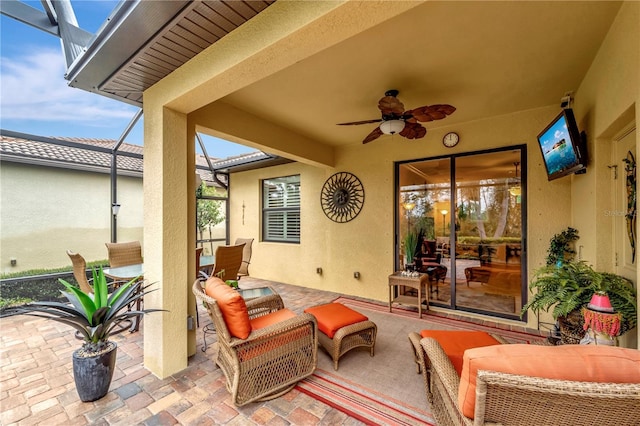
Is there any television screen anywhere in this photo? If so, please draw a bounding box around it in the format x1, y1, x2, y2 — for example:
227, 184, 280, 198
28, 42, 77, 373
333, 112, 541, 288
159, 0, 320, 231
536, 109, 586, 181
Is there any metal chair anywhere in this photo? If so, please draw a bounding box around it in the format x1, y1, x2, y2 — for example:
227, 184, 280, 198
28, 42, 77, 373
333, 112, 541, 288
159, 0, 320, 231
105, 241, 144, 331
66, 250, 94, 294
211, 243, 245, 281
234, 238, 254, 278
105, 241, 143, 268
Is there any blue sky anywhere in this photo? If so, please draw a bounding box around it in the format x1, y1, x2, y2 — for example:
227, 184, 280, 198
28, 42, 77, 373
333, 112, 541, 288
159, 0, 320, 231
0, 0, 256, 158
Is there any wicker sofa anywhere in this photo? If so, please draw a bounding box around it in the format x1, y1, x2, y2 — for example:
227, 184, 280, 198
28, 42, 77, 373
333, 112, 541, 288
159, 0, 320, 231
409, 332, 640, 426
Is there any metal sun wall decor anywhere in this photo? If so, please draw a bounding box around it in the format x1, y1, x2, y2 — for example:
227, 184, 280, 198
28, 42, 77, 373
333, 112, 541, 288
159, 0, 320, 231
320, 172, 365, 223
624, 151, 636, 262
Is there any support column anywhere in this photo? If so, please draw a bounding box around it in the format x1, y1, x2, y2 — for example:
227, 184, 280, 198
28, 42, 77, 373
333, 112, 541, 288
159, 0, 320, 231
143, 106, 194, 377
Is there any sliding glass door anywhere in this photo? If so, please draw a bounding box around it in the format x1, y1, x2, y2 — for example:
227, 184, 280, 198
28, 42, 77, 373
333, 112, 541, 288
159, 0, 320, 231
396, 146, 526, 319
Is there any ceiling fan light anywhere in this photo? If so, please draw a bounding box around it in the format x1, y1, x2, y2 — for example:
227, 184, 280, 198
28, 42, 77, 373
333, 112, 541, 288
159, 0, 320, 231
379, 119, 405, 135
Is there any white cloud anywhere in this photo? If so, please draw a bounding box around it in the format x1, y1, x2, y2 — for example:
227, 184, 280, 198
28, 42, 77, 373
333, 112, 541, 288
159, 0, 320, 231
1, 47, 137, 124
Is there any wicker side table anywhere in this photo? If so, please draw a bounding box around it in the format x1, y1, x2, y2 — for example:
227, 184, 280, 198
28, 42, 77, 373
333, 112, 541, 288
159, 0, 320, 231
389, 271, 430, 318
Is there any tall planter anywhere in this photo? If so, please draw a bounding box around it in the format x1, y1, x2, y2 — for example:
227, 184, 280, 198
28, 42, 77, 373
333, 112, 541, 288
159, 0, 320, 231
73, 342, 118, 402
73, 341, 118, 402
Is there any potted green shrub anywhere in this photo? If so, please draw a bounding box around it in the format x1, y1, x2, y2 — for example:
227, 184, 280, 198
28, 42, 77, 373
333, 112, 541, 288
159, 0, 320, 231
545, 227, 579, 266
521, 261, 637, 344
403, 230, 418, 270
9, 268, 163, 401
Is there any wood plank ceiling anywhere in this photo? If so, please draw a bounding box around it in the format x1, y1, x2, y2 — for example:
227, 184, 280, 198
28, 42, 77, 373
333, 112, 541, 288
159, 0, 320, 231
100, 1, 274, 105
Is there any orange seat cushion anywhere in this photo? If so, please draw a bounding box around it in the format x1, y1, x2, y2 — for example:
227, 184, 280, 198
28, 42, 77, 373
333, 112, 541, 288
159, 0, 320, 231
304, 303, 368, 338
239, 310, 310, 362
250, 308, 296, 330
420, 330, 501, 375
458, 344, 640, 419
205, 277, 251, 339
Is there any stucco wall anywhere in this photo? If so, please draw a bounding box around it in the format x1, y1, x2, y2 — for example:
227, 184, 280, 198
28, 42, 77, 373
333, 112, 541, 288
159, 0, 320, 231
230, 106, 570, 307
0, 162, 143, 273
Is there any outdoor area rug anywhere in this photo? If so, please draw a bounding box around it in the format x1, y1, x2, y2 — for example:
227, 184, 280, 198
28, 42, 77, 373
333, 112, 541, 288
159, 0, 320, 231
296, 296, 546, 425
296, 369, 435, 426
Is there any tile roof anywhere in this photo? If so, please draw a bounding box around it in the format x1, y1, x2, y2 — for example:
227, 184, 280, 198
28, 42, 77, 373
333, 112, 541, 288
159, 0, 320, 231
0, 131, 270, 183
0, 132, 144, 176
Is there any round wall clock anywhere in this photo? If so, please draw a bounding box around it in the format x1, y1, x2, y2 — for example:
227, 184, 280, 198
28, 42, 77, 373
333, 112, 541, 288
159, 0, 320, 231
443, 132, 460, 148
320, 172, 365, 223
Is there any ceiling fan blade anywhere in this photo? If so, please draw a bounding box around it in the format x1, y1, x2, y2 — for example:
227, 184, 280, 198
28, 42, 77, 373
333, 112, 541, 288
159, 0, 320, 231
337, 118, 383, 126
362, 127, 383, 144
399, 122, 427, 140
407, 104, 456, 122
378, 95, 405, 115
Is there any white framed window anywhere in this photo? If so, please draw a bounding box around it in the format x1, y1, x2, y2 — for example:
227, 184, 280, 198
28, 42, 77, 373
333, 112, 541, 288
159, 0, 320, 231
262, 175, 300, 243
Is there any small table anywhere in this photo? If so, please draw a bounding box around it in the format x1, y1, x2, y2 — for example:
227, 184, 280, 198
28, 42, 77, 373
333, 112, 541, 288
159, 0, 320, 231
199, 255, 215, 275
102, 263, 144, 332
103, 263, 144, 281
388, 271, 430, 318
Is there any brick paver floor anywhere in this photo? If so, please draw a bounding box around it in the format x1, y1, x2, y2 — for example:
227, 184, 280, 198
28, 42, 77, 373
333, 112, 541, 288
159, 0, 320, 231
1, 277, 366, 425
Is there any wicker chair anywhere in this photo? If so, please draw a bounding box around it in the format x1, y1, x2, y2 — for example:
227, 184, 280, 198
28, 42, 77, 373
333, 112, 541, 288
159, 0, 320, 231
211, 243, 245, 281
409, 334, 640, 426
234, 238, 254, 278
66, 250, 94, 294
192, 278, 318, 406
105, 241, 143, 268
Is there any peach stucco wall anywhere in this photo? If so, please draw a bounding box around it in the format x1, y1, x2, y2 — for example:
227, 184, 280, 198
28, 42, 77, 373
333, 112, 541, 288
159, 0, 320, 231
0, 163, 143, 273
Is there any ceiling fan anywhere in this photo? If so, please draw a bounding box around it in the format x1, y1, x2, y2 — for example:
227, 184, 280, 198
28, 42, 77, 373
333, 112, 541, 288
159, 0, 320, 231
337, 90, 456, 144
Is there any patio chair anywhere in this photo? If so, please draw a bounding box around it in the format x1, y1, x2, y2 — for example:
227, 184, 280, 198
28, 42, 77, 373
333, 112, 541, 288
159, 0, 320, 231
192, 277, 318, 406
105, 241, 143, 268
211, 243, 245, 281
234, 238, 254, 278
66, 250, 94, 294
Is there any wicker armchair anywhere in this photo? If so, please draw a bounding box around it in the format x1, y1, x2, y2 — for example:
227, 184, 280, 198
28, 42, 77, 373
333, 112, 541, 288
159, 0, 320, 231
105, 241, 143, 267
410, 334, 640, 426
192, 279, 318, 406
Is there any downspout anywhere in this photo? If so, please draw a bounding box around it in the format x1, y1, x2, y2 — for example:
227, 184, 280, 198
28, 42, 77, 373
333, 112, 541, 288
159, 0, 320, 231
111, 109, 143, 242
196, 133, 230, 244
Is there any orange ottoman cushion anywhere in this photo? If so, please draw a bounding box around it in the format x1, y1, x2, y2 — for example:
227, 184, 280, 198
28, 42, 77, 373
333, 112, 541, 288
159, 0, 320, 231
420, 330, 501, 375
205, 278, 251, 339
305, 303, 368, 338
458, 344, 640, 419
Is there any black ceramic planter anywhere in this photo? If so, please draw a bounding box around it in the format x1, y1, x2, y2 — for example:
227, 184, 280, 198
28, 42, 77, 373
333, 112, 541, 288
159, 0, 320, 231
72, 342, 117, 402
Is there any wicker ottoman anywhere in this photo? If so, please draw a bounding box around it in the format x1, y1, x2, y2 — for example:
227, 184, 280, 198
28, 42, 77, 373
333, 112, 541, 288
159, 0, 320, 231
305, 303, 377, 370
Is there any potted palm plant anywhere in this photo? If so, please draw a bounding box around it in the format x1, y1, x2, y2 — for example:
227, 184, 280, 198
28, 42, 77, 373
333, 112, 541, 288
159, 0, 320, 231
9, 268, 163, 401
521, 261, 637, 344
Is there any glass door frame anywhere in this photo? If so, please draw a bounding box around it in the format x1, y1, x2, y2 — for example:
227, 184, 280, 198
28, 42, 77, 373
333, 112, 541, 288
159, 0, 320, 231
394, 145, 528, 321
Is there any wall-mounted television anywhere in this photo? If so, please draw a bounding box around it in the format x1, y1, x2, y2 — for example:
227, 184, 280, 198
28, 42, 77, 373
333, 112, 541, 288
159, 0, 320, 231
536, 109, 587, 181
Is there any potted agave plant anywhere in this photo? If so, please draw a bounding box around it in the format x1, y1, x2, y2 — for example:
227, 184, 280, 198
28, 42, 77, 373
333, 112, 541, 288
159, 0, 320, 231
10, 268, 163, 402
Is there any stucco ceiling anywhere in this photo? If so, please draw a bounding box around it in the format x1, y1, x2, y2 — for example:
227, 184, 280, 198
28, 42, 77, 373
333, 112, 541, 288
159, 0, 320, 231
218, 1, 621, 148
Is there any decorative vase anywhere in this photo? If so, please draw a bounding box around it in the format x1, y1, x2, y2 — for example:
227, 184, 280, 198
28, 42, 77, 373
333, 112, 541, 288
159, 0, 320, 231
581, 293, 621, 346
72, 342, 117, 402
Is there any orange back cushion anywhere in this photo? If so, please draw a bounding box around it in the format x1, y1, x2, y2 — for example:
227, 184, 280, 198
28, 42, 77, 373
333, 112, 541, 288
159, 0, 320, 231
205, 277, 251, 339
305, 303, 368, 338
420, 330, 501, 375
459, 344, 640, 419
